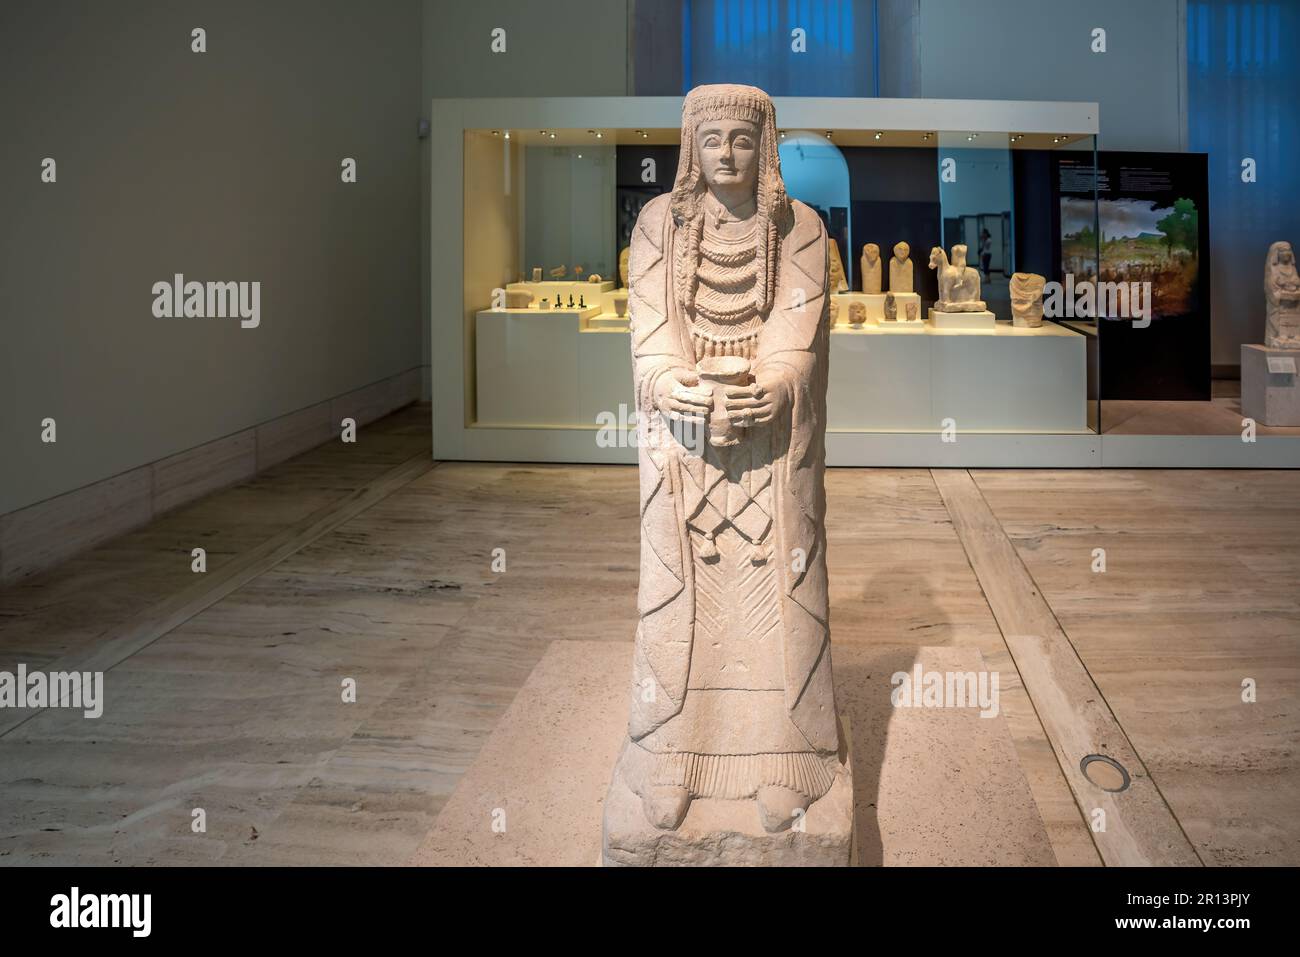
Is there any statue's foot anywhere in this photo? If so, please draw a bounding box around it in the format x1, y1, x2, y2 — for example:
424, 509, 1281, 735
756, 785, 811, 833
641, 785, 691, 830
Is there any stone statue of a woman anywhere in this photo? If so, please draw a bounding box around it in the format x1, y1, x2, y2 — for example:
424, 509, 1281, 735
602, 85, 849, 863
1265, 240, 1300, 349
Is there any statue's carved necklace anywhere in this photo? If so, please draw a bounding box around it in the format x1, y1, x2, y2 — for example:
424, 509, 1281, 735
689, 201, 763, 359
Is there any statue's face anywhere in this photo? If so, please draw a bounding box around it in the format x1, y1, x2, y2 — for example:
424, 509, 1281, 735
696, 119, 760, 193
1280, 245, 1295, 266
894, 242, 909, 260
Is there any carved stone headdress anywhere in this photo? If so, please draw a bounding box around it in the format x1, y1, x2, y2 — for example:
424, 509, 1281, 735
1266, 240, 1298, 284
670, 84, 792, 319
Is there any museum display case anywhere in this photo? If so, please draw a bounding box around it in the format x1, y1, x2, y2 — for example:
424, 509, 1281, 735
432, 96, 1113, 465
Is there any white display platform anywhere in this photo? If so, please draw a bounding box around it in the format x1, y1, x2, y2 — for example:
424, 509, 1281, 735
588, 313, 629, 331
476, 310, 1086, 434
1242, 343, 1300, 426
506, 279, 616, 305
476, 308, 633, 428
831, 291, 921, 324
828, 321, 1087, 432
855, 313, 926, 333
929, 308, 997, 331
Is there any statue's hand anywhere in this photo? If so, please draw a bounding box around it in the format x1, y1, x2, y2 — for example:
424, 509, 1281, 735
655, 369, 711, 423
725, 369, 787, 427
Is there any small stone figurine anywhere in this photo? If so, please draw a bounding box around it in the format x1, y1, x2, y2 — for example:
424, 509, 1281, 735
827, 237, 849, 294
1010, 273, 1047, 328
929, 244, 986, 312
889, 242, 913, 294
883, 291, 897, 321
848, 301, 866, 327
860, 243, 882, 294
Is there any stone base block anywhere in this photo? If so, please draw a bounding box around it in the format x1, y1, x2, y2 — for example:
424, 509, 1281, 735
929, 309, 996, 331
601, 725, 856, 867
1242, 343, 1300, 426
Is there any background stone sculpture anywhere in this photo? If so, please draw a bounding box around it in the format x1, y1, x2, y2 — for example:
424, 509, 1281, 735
860, 243, 882, 294
619, 246, 630, 288
883, 291, 897, 321
1265, 240, 1300, 349
848, 301, 866, 326
828, 237, 849, 294
604, 83, 851, 866
1010, 272, 1046, 328
929, 244, 986, 312
890, 241, 913, 294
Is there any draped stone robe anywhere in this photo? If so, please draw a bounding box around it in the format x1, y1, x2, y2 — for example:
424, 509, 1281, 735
621, 192, 839, 784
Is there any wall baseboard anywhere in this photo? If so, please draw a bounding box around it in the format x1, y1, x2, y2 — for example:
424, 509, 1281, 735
0, 366, 428, 588
1212, 363, 1241, 381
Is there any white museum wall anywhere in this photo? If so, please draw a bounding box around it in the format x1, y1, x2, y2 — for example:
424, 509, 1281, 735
0, 0, 424, 515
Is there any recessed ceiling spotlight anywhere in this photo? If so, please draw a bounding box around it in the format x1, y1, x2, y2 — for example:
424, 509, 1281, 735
874, 131, 883, 140
539, 130, 547, 136
825, 130, 833, 139
921, 133, 931, 141
779, 130, 786, 139
503, 131, 510, 140
491, 130, 500, 136
549, 132, 556, 139
966, 135, 974, 141
595, 132, 603, 139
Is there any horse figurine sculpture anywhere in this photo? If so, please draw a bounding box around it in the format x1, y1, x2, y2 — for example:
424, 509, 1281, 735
928, 244, 987, 312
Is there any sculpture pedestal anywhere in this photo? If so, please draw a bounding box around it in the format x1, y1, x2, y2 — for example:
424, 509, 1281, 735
929, 308, 996, 331
1242, 343, 1300, 426
601, 727, 856, 867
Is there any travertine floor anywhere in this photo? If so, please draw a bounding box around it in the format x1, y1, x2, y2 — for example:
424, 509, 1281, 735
0, 404, 1296, 865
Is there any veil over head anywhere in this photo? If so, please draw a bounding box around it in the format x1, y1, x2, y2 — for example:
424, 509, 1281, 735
670, 84, 790, 227
669, 84, 793, 318
1267, 240, 1297, 273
